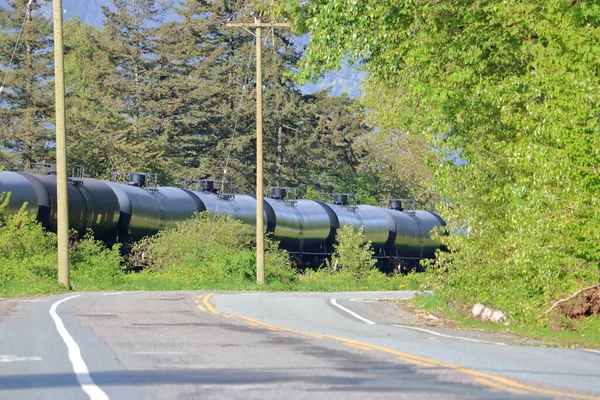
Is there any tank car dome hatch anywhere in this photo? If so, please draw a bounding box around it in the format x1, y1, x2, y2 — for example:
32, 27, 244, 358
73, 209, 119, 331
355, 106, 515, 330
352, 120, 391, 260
128, 173, 147, 187
200, 180, 215, 193
333, 194, 349, 205
388, 199, 403, 211
269, 187, 287, 200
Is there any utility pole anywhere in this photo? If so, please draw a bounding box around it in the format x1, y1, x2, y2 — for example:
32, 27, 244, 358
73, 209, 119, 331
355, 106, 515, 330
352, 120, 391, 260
226, 15, 289, 285
53, 0, 70, 288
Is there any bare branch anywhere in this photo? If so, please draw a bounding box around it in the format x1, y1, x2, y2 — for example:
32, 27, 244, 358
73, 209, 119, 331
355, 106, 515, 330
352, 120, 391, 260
538, 284, 598, 319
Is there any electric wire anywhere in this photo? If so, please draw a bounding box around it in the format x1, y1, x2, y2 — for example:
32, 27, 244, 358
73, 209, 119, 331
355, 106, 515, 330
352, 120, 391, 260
203, 43, 255, 262
0, 0, 34, 95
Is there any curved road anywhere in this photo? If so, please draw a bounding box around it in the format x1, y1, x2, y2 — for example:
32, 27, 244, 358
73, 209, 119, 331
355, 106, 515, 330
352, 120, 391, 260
0, 291, 598, 399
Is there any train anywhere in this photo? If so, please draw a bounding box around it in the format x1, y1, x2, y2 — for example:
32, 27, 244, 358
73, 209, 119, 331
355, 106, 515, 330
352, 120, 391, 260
0, 168, 445, 270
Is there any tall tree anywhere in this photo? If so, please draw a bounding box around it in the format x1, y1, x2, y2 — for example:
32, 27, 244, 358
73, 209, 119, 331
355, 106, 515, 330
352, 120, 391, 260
0, 0, 54, 169
285, 0, 600, 321
153, 0, 255, 184
96, 0, 171, 175
155, 1, 370, 193
64, 17, 137, 178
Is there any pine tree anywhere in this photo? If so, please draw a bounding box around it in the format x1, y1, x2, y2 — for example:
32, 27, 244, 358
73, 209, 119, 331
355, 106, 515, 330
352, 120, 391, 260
96, 0, 170, 176
64, 17, 138, 178
151, 0, 253, 183
0, 0, 54, 169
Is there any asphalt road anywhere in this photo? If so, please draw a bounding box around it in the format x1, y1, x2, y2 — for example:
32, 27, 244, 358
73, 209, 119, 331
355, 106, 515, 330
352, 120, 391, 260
0, 291, 598, 400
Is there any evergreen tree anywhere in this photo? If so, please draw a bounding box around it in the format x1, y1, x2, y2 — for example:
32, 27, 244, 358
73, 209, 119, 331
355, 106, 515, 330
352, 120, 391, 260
0, 0, 54, 169
153, 0, 255, 184
64, 17, 135, 178
161, 1, 369, 192
96, 0, 170, 176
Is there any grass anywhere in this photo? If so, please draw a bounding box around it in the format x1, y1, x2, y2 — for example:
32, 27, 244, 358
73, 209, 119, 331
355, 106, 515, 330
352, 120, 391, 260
411, 292, 600, 349
67, 269, 425, 293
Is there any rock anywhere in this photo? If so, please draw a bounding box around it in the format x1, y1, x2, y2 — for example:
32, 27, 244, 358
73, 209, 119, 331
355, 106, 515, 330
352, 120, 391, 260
471, 303, 506, 323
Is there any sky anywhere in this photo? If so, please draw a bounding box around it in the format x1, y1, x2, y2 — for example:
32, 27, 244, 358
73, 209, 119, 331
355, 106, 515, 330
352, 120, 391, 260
10, 0, 364, 97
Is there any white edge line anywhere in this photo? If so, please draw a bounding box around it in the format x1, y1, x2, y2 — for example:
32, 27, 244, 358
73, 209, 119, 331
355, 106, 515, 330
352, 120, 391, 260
392, 324, 507, 346
50, 295, 110, 400
102, 291, 143, 296
581, 349, 600, 354
330, 299, 376, 325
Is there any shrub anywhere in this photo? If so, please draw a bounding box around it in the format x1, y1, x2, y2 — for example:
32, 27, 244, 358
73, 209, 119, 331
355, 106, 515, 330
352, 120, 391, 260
70, 232, 124, 287
128, 212, 297, 287
326, 224, 377, 280
0, 200, 60, 296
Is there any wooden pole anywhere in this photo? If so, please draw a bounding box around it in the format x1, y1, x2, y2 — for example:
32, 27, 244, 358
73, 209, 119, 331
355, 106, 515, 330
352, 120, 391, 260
53, 0, 70, 288
255, 20, 265, 285
225, 18, 289, 285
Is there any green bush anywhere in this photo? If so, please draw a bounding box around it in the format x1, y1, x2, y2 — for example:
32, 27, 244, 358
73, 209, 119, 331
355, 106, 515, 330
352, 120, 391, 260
326, 224, 377, 280
0, 203, 56, 260
0, 201, 61, 296
70, 232, 124, 287
128, 212, 297, 288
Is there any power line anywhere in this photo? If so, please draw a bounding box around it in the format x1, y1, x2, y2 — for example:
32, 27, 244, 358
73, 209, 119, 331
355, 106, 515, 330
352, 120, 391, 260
327, 71, 363, 83
203, 45, 255, 263
0, 0, 34, 95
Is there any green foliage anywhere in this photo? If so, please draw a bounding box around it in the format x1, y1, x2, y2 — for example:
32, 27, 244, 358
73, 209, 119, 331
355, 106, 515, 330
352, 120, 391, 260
326, 224, 376, 280
0, 202, 60, 296
70, 233, 124, 287
288, 0, 600, 325
129, 212, 297, 287
0, 205, 56, 261
296, 268, 419, 292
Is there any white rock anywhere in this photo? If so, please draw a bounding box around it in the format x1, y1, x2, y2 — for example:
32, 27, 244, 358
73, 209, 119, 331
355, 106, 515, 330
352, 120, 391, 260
471, 303, 506, 323
471, 303, 485, 318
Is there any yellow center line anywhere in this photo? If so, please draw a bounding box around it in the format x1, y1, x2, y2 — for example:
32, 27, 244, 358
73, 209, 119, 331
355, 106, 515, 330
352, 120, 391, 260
197, 305, 206, 311
343, 342, 373, 351
201, 293, 600, 400
202, 293, 220, 315
396, 357, 437, 368
473, 377, 530, 395
233, 314, 324, 338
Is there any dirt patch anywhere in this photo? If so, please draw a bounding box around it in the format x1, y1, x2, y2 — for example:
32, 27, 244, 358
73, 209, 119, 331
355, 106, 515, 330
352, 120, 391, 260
556, 288, 600, 321
396, 300, 456, 328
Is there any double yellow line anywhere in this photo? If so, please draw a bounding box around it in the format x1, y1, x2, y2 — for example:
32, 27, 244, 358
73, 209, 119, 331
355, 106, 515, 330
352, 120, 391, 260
195, 293, 220, 315
197, 293, 599, 400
